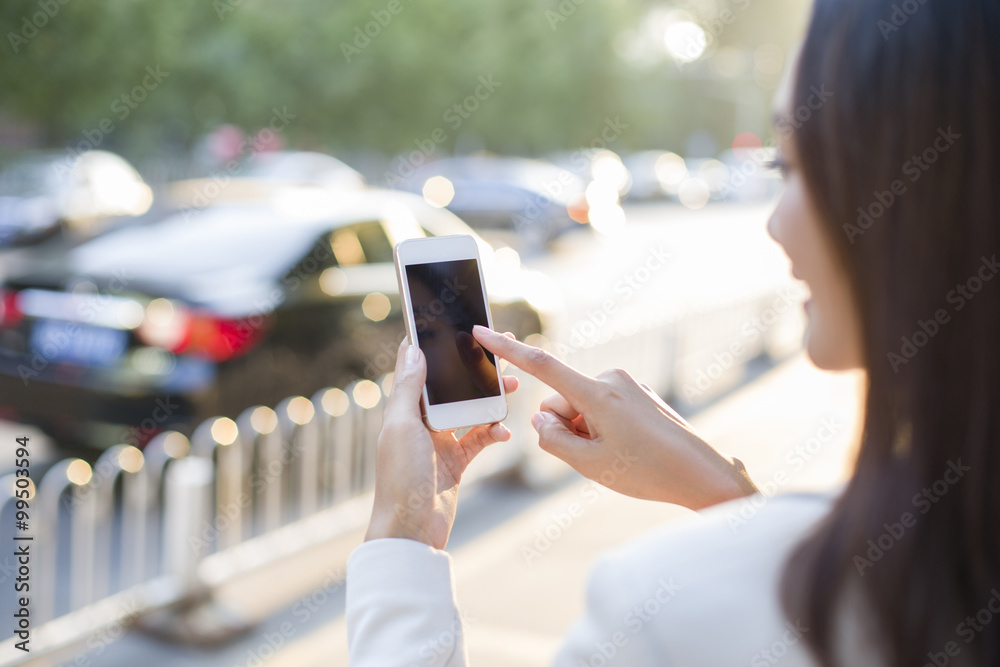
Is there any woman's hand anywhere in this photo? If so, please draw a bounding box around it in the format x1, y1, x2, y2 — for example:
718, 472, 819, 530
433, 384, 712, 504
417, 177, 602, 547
472, 325, 758, 510
455, 330, 501, 395
365, 337, 519, 550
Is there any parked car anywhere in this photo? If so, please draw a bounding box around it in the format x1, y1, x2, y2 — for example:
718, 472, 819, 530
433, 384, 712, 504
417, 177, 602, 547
0, 188, 548, 453
166, 150, 366, 210
0, 150, 153, 247
394, 155, 590, 253
243, 150, 367, 190
621, 150, 688, 201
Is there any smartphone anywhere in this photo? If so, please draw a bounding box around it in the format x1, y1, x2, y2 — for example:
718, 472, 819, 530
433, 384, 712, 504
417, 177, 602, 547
393, 234, 508, 431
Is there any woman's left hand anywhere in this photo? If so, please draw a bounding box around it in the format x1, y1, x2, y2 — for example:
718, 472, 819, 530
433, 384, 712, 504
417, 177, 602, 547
365, 337, 519, 550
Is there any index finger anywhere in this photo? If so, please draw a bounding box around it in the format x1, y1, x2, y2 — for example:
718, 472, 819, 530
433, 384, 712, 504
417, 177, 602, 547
455, 330, 501, 395
472, 325, 597, 407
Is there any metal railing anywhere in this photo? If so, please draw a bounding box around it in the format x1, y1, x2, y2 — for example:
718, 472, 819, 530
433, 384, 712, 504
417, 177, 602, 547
0, 372, 444, 667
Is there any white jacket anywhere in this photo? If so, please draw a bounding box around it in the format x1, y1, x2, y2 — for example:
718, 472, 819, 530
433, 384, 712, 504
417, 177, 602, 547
346, 491, 863, 666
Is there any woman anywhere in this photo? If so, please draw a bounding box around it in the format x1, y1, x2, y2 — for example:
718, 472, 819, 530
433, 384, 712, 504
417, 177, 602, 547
346, 0, 1000, 664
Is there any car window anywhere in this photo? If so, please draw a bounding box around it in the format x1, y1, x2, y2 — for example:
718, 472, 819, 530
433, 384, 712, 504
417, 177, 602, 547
352, 221, 393, 264
285, 221, 394, 283
330, 227, 365, 265
381, 206, 426, 245
328, 221, 393, 266
283, 233, 339, 282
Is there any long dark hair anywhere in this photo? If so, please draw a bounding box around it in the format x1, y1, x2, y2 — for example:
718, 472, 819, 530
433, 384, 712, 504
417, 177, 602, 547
781, 1, 1000, 665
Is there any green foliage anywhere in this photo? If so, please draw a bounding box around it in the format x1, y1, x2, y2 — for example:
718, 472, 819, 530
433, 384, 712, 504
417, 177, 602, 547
0, 0, 809, 162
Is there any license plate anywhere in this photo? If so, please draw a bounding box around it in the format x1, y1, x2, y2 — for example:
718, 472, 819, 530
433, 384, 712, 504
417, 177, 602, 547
30, 319, 128, 367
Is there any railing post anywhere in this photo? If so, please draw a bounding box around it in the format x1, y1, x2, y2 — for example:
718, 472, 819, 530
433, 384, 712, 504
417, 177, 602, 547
252, 405, 284, 534
70, 477, 97, 611
162, 456, 213, 593
191, 417, 241, 552
120, 446, 148, 589
80, 444, 147, 599
346, 379, 384, 493
142, 431, 191, 501
313, 387, 354, 507
140, 431, 190, 578
36, 459, 92, 624
277, 396, 318, 521
236, 405, 277, 539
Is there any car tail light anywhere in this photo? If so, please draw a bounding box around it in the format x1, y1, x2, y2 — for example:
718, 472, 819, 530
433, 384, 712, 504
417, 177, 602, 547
182, 313, 269, 361
137, 298, 270, 362
0, 289, 23, 327
567, 195, 589, 224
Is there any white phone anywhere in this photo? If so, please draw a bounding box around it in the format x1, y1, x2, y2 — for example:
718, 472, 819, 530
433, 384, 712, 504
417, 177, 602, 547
393, 234, 508, 431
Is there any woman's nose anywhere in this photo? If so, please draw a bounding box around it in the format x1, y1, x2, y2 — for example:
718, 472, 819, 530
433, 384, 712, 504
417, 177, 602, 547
766, 208, 782, 244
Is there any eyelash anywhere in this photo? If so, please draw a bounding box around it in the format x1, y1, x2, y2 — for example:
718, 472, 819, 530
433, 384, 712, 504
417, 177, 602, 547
766, 157, 790, 177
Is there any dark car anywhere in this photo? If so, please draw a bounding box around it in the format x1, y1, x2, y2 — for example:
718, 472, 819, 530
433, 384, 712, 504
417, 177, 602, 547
0, 188, 546, 453
394, 155, 590, 253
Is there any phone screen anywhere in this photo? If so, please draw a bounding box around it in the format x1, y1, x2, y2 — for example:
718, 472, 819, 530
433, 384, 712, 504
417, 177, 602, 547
405, 259, 501, 405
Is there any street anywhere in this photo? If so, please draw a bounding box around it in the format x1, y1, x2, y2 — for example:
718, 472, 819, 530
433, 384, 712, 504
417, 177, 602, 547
45, 201, 864, 666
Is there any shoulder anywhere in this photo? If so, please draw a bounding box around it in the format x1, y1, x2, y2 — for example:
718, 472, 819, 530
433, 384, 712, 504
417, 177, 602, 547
590, 491, 837, 590
579, 492, 838, 666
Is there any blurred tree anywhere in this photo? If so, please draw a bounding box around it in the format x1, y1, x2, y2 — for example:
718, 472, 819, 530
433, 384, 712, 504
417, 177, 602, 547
0, 0, 629, 156
0, 0, 809, 163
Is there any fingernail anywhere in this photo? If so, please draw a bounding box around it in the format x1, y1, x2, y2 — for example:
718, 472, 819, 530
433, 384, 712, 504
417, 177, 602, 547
473, 324, 495, 337
530, 412, 547, 431
405, 345, 420, 366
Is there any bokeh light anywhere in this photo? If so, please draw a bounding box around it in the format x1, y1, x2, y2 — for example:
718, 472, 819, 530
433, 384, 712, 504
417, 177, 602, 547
664, 21, 707, 63
422, 176, 455, 208
362, 292, 391, 321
